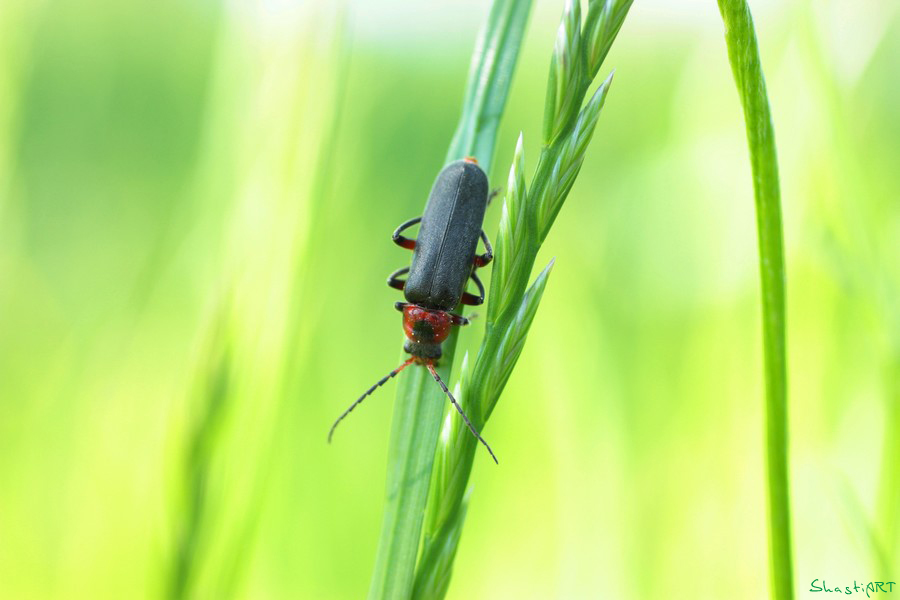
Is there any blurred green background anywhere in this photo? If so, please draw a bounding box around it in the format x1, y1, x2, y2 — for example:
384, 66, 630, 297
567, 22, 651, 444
1, 0, 898, 598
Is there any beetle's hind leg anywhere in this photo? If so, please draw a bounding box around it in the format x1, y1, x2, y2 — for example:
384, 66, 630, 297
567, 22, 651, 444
392, 217, 421, 250
460, 271, 486, 306
387, 267, 410, 292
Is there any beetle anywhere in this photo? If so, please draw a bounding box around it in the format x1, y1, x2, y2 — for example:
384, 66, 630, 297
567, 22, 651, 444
328, 157, 498, 463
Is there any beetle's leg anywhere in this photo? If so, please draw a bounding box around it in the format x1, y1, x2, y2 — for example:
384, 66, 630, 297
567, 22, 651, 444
394, 301, 410, 312
449, 312, 470, 326
473, 230, 493, 268
460, 271, 485, 306
487, 187, 500, 206
392, 217, 421, 250
387, 266, 410, 292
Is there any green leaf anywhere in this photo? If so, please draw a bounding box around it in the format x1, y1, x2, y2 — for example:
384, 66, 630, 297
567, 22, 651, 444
716, 1, 793, 599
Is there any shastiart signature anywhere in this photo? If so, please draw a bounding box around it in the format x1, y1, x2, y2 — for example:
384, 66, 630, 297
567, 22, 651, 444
810, 579, 896, 596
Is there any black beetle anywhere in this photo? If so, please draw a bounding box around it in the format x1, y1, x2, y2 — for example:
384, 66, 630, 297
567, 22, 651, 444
329, 157, 498, 463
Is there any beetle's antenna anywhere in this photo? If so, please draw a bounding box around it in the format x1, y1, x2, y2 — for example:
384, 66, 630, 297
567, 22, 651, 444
426, 363, 498, 464
328, 357, 416, 443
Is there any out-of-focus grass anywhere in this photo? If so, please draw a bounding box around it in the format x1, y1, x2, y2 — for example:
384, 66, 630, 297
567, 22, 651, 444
792, 1, 900, 571
166, 4, 347, 598
0, 0, 898, 598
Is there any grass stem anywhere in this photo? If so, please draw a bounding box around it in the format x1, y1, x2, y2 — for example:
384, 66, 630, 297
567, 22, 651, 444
366, 2, 533, 598
716, 1, 794, 598
414, 1, 630, 596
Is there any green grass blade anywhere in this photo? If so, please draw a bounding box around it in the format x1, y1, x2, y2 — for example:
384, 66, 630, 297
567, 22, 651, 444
716, 1, 794, 599
414, 2, 631, 596
366, 1, 532, 598
447, 0, 533, 168
368, 365, 452, 600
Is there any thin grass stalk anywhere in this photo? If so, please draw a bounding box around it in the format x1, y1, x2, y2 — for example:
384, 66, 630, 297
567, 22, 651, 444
716, 1, 794, 598
414, 2, 631, 597
366, 2, 532, 598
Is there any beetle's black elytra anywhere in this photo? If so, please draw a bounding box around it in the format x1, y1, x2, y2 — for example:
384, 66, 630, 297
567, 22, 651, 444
404, 160, 489, 311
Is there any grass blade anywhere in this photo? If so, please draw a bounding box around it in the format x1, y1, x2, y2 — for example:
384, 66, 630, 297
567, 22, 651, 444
367, 365, 452, 600
716, 1, 794, 598
447, 0, 534, 167
414, 2, 632, 596
366, 1, 533, 598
